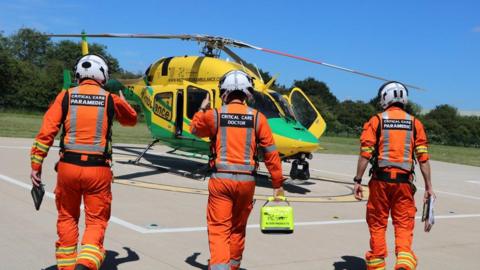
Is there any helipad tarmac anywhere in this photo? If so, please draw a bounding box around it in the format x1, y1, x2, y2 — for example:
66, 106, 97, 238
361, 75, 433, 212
1, 137, 479, 269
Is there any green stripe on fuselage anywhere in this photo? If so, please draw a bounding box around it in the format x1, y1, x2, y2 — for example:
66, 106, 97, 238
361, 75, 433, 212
267, 118, 318, 144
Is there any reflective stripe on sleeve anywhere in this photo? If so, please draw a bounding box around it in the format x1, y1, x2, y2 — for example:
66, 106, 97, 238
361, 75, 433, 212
211, 172, 255, 182
415, 145, 428, 154
33, 140, 49, 153
263, 144, 277, 153
31, 155, 44, 164
361, 146, 374, 153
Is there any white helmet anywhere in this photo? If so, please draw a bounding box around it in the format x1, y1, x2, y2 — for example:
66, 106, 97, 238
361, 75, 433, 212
378, 81, 408, 109
74, 54, 109, 85
219, 70, 254, 101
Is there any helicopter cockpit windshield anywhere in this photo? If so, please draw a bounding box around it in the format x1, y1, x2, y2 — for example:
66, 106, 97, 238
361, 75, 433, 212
269, 92, 296, 120
247, 91, 281, 119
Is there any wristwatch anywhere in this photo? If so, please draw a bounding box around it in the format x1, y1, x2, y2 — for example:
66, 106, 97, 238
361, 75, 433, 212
353, 177, 362, 184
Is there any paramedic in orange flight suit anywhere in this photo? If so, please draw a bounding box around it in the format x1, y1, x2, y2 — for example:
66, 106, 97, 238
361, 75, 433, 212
30, 54, 137, 270
353, 82, 435, 270
190, 70, 285, 270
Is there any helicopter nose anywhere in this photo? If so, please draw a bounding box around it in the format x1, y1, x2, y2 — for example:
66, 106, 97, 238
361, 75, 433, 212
271, 124, 320, 157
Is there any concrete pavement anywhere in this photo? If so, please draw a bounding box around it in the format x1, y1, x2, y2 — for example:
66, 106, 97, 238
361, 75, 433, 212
1, 137, 479, 269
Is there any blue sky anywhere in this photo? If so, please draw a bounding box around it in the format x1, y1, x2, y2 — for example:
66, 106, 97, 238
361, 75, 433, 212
1, 0, 479, 111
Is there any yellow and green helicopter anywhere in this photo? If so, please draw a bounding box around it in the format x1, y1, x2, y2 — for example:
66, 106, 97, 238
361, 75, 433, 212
49, 33, 423, 180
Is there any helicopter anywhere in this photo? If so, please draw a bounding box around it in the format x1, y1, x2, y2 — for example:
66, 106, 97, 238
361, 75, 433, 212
48, 32, 423, 180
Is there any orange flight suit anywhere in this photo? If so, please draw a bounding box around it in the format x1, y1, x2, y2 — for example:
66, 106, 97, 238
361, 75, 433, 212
360, 106, 429, 270
191, 102, 283, 270
31, 79, 137, 270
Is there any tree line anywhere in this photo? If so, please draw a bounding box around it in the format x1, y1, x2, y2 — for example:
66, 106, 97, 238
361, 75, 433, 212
1, 28, 478, 147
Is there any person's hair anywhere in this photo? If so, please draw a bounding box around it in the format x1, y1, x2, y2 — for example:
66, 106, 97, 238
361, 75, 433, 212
226, 90, 247, 103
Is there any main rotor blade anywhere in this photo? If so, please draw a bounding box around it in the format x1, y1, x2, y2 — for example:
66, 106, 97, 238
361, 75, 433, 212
254, 47, 425, 91
47, 33, 425, 90
47, 33, 201, 40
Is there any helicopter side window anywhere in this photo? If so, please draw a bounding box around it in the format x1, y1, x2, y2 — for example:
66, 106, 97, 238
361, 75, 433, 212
186, 86, 209, 119
269, 92, 297, 120
153, 92, 173, 121
247, 91, 281, 119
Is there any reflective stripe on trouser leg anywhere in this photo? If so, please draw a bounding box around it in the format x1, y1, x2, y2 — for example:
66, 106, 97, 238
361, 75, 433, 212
56, 245, 77, 270
366, 180, 390, 258
365, 256, 386, 270
395, 251, 417, 270
210, 264, 230, 270
76, 244, 106, 270
230, 258, 242, 270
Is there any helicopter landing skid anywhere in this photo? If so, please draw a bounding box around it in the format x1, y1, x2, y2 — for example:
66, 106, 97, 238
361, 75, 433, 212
128, 139, 160, 164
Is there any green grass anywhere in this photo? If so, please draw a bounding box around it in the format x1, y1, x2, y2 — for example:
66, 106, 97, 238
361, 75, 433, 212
1, 112, 479, 167
319, 136, 480, 167
0, 112, 152, 144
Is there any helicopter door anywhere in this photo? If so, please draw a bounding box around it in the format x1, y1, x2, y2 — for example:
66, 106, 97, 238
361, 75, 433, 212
184, 82, 214, 132
288, 87, 326, 138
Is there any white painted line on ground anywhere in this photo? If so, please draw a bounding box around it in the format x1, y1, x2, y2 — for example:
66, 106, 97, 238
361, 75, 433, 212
417, 186, 480, 201
467, 181, 480, 185
4, 173, 480, 235
142, 213, 480, 234
0, 174, 148, 234
0, 145, 31, 150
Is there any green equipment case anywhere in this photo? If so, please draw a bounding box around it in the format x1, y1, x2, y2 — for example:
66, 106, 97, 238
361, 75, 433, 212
260, 196, 294, 234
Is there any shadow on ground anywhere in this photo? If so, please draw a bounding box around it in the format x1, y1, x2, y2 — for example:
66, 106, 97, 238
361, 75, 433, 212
42, 247, 139, 270
185, 252, 246, 270
333, 255, 366, 270
114, 146, 312, 195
